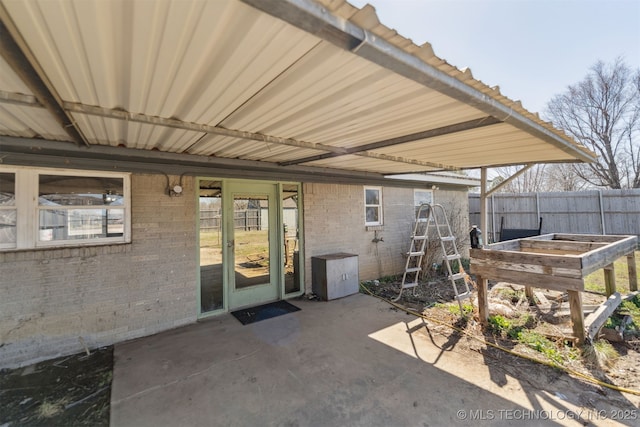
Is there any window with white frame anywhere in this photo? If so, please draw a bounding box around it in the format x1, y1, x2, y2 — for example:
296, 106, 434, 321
0, 172, 16, 249
364, 186, 383, 226
0, 166, 130, 250
414, 189, 434, 220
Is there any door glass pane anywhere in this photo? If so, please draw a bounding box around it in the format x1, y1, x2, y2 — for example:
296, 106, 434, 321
200, 181, 223, 313
234, 194, 270, 289
283, 184, 300, 294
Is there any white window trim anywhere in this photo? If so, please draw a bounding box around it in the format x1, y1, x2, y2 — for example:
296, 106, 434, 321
0, 165, 131, 251
0, 168, 17, 250
364, 186, 383, 226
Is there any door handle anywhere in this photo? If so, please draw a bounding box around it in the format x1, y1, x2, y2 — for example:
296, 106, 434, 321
227, 239, 235, 248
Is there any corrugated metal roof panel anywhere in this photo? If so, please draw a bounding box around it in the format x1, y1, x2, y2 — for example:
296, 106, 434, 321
0, 104, 69, 140
1, 0, 320, 123
0, 0, 595, 175
0, 55, 31, 93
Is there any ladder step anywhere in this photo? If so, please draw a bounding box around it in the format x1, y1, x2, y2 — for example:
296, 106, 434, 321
456, 291, 472, 301
405, 267, 422, 273
412, 235, 427, 241
440, 236, 455, 242
450, 273, 466, 281
445, 254, 461, 261
408, 251, 424, 257
402, 282, 419, 289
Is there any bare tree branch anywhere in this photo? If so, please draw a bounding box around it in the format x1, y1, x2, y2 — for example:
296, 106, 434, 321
545, 58, 640, 189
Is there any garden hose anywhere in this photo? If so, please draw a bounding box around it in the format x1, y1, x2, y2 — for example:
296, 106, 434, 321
359, 283, 640, 397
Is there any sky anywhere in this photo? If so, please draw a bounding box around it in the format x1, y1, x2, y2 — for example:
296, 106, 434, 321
349, 0, 640, 117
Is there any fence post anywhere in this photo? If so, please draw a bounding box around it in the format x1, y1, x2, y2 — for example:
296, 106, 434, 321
598, 190, 606, 235
491, 194, 495, 243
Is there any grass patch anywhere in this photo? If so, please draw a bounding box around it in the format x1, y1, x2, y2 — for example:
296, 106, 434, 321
516, 331, 567, 364
583, 340, 620, 368
488, 314, 535, 339
584, 251, 639, 294
435, 302, 474, 316
496, 288, 526, 304
604, 294, 640, 335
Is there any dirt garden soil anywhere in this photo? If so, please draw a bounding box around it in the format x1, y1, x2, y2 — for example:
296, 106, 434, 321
361, 273, 640, 405
0, 347, 112, 426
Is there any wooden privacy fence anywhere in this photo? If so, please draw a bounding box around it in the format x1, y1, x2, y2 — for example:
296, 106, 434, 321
200, 209, 262, 231
469, 189, 640, 243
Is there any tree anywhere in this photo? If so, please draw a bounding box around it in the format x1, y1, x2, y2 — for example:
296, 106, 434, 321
544, 163, 589, 192
546, 58, 640, 189
490, 164, 549, 193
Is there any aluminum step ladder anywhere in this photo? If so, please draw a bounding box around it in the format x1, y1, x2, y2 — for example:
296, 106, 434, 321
429, 203, 473, 315
394, 203, 431, 302
395, 203, 473, 316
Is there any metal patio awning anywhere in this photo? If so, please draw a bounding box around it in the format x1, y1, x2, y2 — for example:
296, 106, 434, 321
0, 0, 595, 179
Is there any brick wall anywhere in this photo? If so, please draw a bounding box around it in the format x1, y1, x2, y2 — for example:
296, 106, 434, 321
301, 183, 470, 292
0, 174, 197, 368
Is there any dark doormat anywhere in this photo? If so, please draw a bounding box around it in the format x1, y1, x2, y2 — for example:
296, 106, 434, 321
231, 300, 301, 325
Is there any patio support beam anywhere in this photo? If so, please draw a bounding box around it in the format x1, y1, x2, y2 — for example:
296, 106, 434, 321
485, 164, 534, 197
0, 15, 89, 147
480, 167, 488, 247
0, 136, 434, 188
63, 102, 452, 171
0, 90, 41, 107
241, 0, 596, 164
280, 116, 500, 166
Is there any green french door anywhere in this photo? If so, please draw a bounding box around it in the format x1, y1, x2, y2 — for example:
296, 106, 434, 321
225, 181, 279, 310
199, 179, 302, 316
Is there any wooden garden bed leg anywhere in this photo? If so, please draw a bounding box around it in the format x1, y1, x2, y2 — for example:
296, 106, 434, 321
524, 285, 535, 302
628, 253, 638, 292
477, 275, 489, 326
568, 290, 585, 345
604, 263, 616, 297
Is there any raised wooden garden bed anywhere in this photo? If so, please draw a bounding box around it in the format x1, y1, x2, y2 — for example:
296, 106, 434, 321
470, 233, 638, 344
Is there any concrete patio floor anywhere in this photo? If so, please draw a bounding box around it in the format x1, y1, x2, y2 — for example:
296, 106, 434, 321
111, 294, 633, 426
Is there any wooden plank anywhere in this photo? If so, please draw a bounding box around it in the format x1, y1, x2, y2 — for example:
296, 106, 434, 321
534, 291, 551, 309
553, 234, 630, 243
568, 290, 585, 345
477, 275, 489, 325
517, 247, 585, 256
581, 235, 638, 275
604, 263, 616, 297
482, 240, 521, 251
471, 265, 584, 292
471, 258, 582, 278
628, 253, 638, 292
584, 292, 622, 343
470, 248, 582, 269
520, 240, 608, 253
